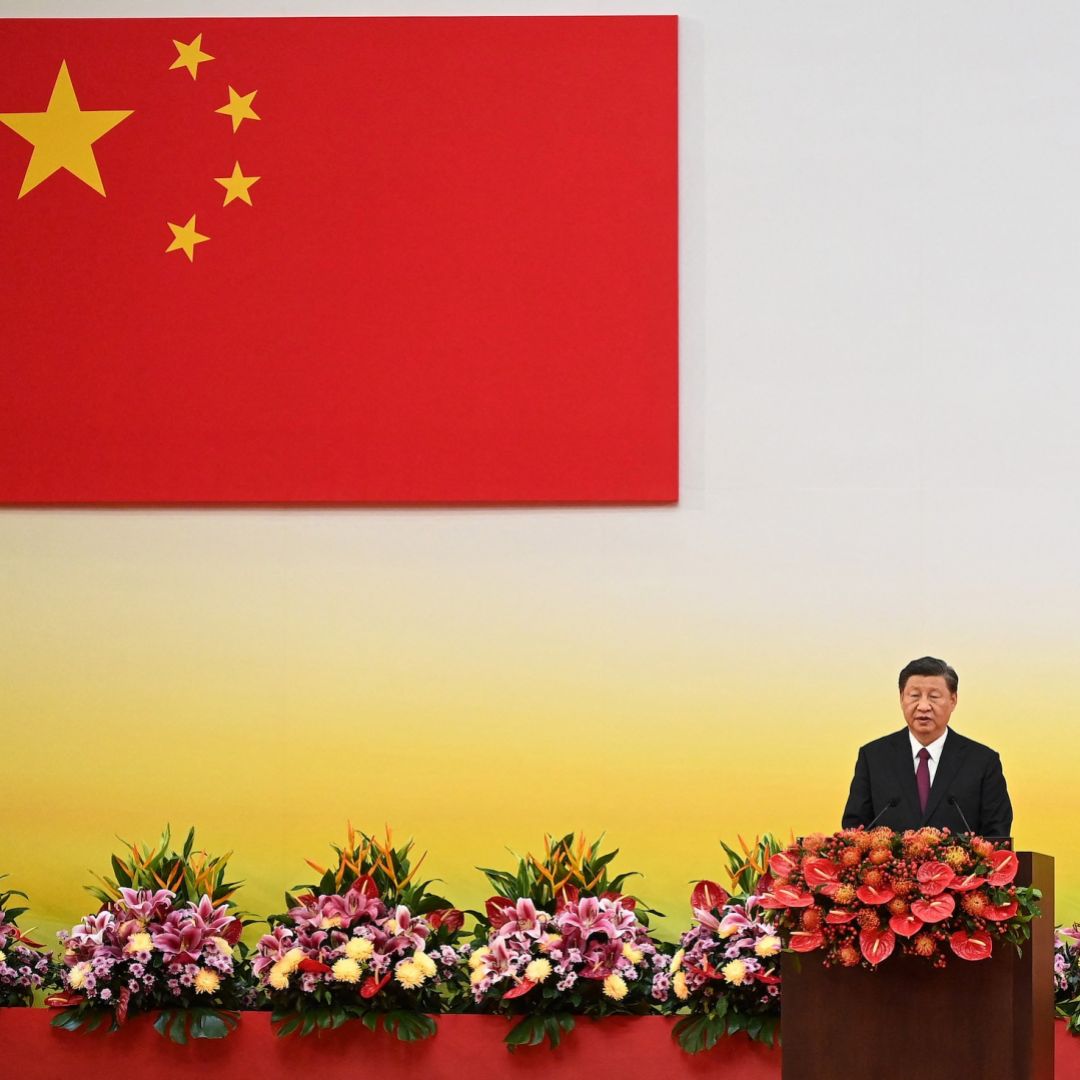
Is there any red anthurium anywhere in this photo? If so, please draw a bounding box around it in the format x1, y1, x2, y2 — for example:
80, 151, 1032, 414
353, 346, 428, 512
349, 874, 379, 898
950, 929, 993, 961
949, 873, 987, 892
916, 861, 954, 897
987, 850, 1019, 886
485, 897, 516, 930
45, 991, 83, 1009
360, 974, 391, 999
771, 883, 815, 908
855, 885, 896, 906
428, 908, 465, 932
982, 899, 1019, 922
889, 913, 924, 938
802, 858, 840, 888
298, 958, 332, 974
769, 851, 798, 881
555, 884, 580, 909
755, 972, 782, 985
691, 879, 729, 915
11, 928, 45, 949
825, 909, 858, 924
789, 930, 824, 952
910, 893, 956, 923
502, 979, 537, 1000
859, 928, 896, 966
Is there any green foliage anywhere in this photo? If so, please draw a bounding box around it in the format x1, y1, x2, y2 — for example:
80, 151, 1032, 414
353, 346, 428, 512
479, 831, 661, 920
271, 1002, 436, 1042
673, 998, 780, 1052
504, 1012, 575, 1051
153, 1008, 240, 1043
85, 825, 242, 909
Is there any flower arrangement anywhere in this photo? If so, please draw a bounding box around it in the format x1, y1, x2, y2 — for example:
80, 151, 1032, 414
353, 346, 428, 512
470, 832, 668, 1050
50, 826, 247, 1041
759, 827, 1040, 968
1055, 926, 1080, 1034
254, 825, 468, 1041
668, 835, 785, 1053
0, 876, 57, 1006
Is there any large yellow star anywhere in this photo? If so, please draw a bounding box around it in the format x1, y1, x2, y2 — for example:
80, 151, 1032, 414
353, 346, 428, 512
216, 86, 260, 132
170, 33, 214, 80
0, 61, 132, 198
166, 214, 209, 261
215, 161, 260, 206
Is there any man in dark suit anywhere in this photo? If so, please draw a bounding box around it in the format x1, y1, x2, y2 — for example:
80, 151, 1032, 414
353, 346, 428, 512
841, 656, 1012, 836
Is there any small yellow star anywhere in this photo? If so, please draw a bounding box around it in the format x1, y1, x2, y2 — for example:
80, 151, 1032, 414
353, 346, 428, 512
215, 161, 260, 206
216, 86, 260, 132
170, 33, 214, 80
0, 61, 132, 198
166, 214, 209, 261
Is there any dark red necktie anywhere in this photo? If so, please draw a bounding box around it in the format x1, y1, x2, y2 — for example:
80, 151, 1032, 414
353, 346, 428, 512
916, 747, 931, 814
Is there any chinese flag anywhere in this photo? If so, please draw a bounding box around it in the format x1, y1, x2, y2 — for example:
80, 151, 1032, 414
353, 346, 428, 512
0, 17, 677, 504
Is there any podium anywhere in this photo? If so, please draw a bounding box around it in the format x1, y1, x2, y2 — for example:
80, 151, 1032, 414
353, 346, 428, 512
780, 852, 1054, 1080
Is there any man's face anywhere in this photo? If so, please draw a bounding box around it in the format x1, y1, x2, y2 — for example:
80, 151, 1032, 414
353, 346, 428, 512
900, 675, 957, 746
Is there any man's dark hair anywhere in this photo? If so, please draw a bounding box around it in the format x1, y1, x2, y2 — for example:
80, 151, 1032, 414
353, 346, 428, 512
899, 656, 958, 694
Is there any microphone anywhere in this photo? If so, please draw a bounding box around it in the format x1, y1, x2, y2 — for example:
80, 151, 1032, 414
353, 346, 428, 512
866, 797, 899, 831
948, 795, 974, 834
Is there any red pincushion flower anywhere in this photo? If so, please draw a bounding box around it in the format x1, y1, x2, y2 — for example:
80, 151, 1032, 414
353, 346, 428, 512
986, 850, 1019, 886
838, 943, 860, 967
910, 893, 956, 923
801, 908, 823, 932
950, 929, 993, 961
840, 848, 863, 868
961, 892, 988, 917
912, 933, 937, 957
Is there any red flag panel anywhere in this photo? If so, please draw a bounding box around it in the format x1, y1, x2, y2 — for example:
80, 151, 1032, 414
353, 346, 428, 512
0, 17, 677, 504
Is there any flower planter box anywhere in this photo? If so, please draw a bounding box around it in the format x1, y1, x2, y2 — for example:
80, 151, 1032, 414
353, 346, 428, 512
1, 1010, 1077, 1078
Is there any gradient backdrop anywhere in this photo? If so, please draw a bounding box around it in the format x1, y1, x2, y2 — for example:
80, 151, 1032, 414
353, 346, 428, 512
3, 0, 1080, 946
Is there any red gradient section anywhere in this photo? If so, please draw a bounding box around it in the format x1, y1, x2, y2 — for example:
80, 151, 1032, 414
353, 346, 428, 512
0, 17, 677, 504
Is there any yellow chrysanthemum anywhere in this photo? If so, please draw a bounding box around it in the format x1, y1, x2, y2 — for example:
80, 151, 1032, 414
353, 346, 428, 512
718, 922, 739, 939
125, 932, 153, 954
673, 971, 689, 1000
279, 947, 305, 975
321, 914, 343, 929
194, 969, 220, 995
721, 959, 748, 985
413, 950, 438, 978
670, 948, 685, 973
345, 937, 374, 962
755, 936, 781, 957
622, 944, 644, 965
268, 968, 290, 990
332, 957, 362, 983
538, 933, 563, 954
525, 958, 552, 984
213, 936, 233, 956
469, 966, 487, 986
468, 947, 490, 971
395, 960, 425, 989
602, 974, 628, 1001
0, 950, 6, 964
67, 963, 90, 989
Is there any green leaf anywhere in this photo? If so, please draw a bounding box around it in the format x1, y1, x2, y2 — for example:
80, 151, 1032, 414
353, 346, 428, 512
195, 1012, 230, 1040
275, 1016, 301, 1038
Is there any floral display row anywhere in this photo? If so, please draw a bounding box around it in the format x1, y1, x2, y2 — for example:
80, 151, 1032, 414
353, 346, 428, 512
1, 824, 1071, 1054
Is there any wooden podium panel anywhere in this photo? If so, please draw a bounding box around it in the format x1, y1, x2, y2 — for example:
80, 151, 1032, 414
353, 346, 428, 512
781, 852, 1054, 1080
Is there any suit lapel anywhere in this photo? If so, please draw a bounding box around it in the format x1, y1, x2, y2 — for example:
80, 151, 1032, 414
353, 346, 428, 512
887, 731, 922, 824
922, 730, 967, 824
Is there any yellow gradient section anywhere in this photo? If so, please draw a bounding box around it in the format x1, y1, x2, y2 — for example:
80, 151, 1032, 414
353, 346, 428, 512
1, 513, 1078, 948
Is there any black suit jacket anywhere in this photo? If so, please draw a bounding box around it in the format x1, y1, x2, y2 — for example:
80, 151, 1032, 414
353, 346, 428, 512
841, 728, 1012, 837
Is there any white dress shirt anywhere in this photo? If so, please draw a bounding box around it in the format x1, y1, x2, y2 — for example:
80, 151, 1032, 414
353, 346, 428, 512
909, 727, 948, 785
